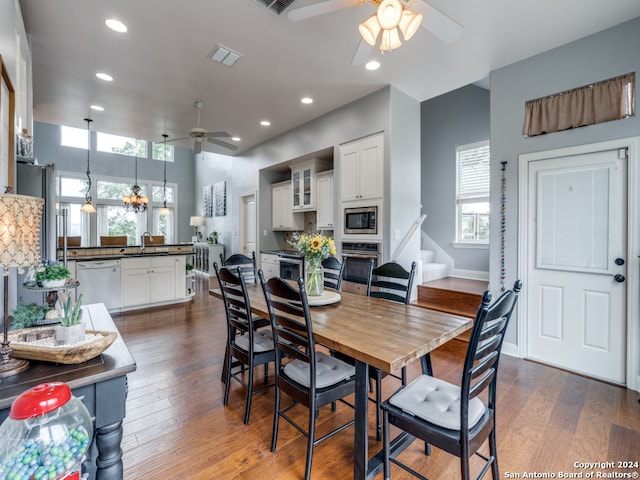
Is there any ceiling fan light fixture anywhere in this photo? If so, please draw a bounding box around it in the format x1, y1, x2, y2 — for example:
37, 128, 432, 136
380, 27, 402, 52
376, 0, 403, 30
359, 14, 381, 46
399, 9, 422, 41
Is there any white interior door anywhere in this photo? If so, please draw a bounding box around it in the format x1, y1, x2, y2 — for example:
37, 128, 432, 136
526, 148, 627, 384
240, 193, 256, 256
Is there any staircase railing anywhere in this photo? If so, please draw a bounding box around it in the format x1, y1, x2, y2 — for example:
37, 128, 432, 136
391, 214, 427, 262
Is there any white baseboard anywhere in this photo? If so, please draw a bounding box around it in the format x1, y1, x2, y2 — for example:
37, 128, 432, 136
450, 268, 489, 281
501, 341, 519, 357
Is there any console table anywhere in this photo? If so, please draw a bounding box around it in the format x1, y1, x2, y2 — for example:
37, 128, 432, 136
0, 303, 136, 480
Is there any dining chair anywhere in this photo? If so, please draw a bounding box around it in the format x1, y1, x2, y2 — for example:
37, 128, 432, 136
365, 260, 430, 440
322, 255, 345, 290
259, 270, 356, 480
214, 263, 275, 424
220, 251, 258, 284
381, 280, 522, 480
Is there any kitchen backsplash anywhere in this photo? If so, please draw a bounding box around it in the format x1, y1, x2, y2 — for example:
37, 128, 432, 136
281, 211, 334, 252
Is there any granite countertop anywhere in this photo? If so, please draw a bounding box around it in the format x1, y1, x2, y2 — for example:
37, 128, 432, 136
59, 243, 194, 261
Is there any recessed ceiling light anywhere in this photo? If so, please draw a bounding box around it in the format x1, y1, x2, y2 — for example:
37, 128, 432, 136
301, 97, 313, 104
90, 105, 104, 111
96, 72, 113, 82
365, 60, 381, 71
231, 136, 241, 142
260, 120, 271, 126
105, 19, 127, 33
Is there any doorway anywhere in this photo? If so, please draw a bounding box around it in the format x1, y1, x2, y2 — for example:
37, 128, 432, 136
518, 137, 639, 389
239, 192, 257, 257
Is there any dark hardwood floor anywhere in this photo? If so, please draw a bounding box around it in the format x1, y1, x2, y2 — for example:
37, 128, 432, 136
112, 274, 640, 479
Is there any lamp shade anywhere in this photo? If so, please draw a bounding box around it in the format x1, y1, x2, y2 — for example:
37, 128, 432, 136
190, 216, 204, 227
399, 9, 422, 41
0, 194, 43, 273
376, 0, 403, 30
359, 14, 381, 46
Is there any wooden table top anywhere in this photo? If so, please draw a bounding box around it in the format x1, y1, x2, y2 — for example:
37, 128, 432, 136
0, 303, 136, 409
210, 285, 472, 374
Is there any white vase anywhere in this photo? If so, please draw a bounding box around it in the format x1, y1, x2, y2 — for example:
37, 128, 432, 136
42, 278, 66, 288
55, 323, 86, 345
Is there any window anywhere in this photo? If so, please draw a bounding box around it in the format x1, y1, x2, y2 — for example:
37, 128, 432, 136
152, 142, 174, 162
60, 125, 88, 149
97, 132, 146, 157
456, 140, 490, 244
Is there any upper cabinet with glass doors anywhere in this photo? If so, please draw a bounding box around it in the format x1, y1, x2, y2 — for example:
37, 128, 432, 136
290, 159, 329, 212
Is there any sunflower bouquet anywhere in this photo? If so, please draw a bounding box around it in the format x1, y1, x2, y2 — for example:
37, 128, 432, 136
290, 233, 336, 295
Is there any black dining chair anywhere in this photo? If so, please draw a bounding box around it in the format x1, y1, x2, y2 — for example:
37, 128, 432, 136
381, 280, 522, 480
322, 255, 345, 290
214, 263, 275, 424
259, 271, 356, 480
365, 260, 425, 440
220, 251, 258, 284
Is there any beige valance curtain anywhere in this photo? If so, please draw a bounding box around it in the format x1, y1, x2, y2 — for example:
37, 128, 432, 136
523, 72, 635, 137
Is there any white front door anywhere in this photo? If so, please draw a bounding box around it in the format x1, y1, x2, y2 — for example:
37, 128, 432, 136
526, 148, 627, 384
240, 193, 256, 256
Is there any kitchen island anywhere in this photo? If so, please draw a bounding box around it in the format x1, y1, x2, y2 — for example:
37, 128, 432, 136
0, 303, 136, 480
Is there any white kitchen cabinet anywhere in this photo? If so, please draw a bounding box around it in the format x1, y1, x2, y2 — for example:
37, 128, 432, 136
260, 253, 279, 280
316, 170, 335, 230
121, 256, 179, 308
291, 159, 328, 212
340, 132, 384, 202
272, 181, 302, 231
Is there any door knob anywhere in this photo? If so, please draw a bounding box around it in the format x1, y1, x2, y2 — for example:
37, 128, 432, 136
614, 273, 626, 283
615, 258, 625, 266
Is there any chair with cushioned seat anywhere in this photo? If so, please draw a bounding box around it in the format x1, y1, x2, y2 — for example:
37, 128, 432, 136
220, 251, 258, 284
381, 280, 522, 480
322, 255, 345, 290
214, 263, 275, 424
259, 271, 356, 480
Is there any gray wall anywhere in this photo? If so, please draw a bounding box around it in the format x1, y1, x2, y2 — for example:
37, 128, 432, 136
32, 121, 196, 243
490, 16, 640, 345
197, 86, 422, 267
421, 84, 490, 272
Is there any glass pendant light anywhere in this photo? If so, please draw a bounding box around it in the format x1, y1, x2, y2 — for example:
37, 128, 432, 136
80, 118, 96, 214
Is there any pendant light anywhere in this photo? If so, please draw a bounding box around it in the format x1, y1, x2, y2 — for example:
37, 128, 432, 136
358, 0, 422, 53
122, 153, 149, 213
80, 118, 96, 213
160, 134, 171, 215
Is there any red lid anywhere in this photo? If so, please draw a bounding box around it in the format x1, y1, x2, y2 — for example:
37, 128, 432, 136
10, 382, 72, 420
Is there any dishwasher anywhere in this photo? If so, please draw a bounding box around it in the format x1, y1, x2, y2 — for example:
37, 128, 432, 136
76, 260, 122, 312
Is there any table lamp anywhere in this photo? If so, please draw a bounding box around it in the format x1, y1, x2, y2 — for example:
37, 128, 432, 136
0, 193, 44, 378
190, 216, 204, 241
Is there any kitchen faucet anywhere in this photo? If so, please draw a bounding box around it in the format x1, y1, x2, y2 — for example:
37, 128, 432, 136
141, 232, 153, 253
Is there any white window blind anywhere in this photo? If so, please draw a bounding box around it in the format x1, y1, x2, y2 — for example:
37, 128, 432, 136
457, 140, 490, 201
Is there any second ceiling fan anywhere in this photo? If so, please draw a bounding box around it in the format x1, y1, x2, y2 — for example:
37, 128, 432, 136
168, 101, 238, 154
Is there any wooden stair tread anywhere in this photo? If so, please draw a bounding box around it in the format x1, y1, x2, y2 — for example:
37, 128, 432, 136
420, 277, 488, 295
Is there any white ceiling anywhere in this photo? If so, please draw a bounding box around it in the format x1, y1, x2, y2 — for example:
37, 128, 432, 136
19, 0, 640, 155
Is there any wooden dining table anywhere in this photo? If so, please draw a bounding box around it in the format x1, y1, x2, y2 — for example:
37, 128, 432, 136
210, 283, 472, 480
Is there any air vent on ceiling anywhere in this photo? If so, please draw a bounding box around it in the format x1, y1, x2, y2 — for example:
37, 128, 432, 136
255, 0, 297, 15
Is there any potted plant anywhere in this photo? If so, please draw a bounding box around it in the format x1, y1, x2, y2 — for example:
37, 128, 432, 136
207, 231, 219, 244
10, 302, 50, 330
55, 294, 85, 345
36, 264, 71, 288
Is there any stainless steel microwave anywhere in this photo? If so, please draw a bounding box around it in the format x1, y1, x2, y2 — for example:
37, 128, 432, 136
344, 206, 377, 235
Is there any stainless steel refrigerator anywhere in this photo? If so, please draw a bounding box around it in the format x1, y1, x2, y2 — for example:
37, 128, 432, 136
16, 161, 57, 305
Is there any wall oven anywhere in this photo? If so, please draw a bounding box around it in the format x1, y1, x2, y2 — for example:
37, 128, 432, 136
341, 242, 381, 286
344, 206, 377, 235
278, 254, 304, 281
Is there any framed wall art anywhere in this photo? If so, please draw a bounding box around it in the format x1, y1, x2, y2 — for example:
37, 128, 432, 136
0, 55, 16, 192
203, 185, 213, 217
214, 180, 226, 217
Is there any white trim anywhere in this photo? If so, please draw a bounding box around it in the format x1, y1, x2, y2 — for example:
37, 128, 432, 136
449, 269, 489, 281
452, 242, 489, 250
501, 341, 518, 357
518, 136, 640, 392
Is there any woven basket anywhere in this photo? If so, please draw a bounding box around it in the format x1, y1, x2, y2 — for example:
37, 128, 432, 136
8, 327, 117, 364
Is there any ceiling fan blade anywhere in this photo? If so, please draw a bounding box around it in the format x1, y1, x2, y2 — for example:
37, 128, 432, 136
205, 131, 232, 138
351, 38, 373, 66
288, 0, 360, 22
165, 136, 190, 143
207, 137, 238, 152
408, 0, 464, 44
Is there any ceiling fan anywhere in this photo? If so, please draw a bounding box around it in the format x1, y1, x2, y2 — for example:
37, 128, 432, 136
167, 101, 238, 154
287, 0, 464, 65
